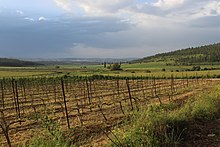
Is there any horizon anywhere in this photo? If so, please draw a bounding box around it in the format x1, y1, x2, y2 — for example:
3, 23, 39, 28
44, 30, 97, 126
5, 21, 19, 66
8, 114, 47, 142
0, 0, 220, 58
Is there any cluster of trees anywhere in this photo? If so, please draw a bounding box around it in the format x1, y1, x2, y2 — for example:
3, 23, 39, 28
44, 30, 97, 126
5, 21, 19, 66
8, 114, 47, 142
103, 62, 122, 70
138, 43, 220, 64
162, 66, 220, 73
0, 58, 43, 67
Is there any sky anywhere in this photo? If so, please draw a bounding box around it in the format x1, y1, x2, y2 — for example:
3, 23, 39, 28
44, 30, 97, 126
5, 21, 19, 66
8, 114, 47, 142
0, 0, 220, 58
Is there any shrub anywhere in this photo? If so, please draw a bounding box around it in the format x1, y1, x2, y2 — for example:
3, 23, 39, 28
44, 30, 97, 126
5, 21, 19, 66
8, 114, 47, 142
146, 70, 151, 73
110, 63, 122, 71
191, 66, 201, 71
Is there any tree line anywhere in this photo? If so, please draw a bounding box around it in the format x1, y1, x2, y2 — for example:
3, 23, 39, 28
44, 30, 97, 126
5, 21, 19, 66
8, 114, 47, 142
137, 43, 220, 64
0, 58, 43, 67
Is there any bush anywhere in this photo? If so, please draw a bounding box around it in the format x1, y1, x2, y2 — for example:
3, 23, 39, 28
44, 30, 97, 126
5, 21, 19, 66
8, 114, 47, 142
146, 70, 151, 73
162, 68, 166, 72
191, 66, 201, 71
110, 63, 122, 71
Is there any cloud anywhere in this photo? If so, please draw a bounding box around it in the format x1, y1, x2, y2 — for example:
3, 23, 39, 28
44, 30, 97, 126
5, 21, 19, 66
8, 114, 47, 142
54, 0, 72, 12
38, 16, 47, 21
153, 0, 184, 9
54, 0, 134, 16
0, 14, 132, 58
69, 43, 148, 58
24, 17, 34, 21
53, 0, 220, 22
16, 10, 24, 15
0, 1, 220, 58
190, 15, 220, 28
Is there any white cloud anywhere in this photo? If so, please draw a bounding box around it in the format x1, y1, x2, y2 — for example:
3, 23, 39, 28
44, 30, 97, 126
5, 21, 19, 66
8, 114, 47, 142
16, 10, 24, 15
50, 0, 220, 58
54, 0, 72, 12
24, 17, 34, 22
53, 0, 220, 22
38, 16, 47, 21
54, 0, 134, 16
195, 1, 220, 17
153, 0, 184, 9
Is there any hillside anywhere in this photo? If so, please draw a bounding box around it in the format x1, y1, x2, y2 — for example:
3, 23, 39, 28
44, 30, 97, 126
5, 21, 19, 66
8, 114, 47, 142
136, 43, 220, 65
0, 58, 43, 67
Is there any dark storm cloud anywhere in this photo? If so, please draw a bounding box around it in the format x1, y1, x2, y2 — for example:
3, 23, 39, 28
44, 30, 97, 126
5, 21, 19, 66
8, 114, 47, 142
190, 16, 220, 28
0, 13, 132, 57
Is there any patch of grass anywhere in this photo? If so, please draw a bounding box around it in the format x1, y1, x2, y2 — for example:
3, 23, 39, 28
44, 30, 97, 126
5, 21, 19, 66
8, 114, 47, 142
26, 131, 72, 147
24, 115, 74, 147
110, 85, 220, 146
188, 86, 220, 120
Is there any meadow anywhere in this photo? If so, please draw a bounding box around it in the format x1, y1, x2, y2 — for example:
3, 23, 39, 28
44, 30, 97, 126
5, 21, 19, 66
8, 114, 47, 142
1, 62, 220, 78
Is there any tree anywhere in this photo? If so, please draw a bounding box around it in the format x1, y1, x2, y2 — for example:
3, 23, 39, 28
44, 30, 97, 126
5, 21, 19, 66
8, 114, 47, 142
103, 62, 107, 68
191, 66, 201, 71
110, 63, 122, 70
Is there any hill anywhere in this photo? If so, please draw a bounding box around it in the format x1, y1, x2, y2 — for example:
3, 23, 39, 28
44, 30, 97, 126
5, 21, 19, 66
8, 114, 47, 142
0, 58, 43, 67
136, 43, 220, 65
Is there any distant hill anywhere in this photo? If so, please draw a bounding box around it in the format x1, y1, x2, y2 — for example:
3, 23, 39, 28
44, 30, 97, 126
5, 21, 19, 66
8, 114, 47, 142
0, 58, 44, 67
136, 43, 220, 65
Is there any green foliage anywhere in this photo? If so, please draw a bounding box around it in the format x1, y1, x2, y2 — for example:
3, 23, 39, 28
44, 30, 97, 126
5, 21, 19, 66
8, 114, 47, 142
110, 104, 186, 147
136, 43, 220, 64
27, 133, 72, 147
110, 63, 122, 71
55, 66, 60, 69
27, 114, 73, 147
110, 86, 220, 146
190, 90, 220, 120
191, 66, 201, 71
0, 58, 43, 67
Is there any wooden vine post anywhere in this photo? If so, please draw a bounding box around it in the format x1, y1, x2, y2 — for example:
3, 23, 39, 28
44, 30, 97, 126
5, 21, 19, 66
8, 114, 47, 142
14, 80, 21, 124
0, 80, 5, 109
61, 78, 70, 129
186, 74, 189, 87
85, 80, 91, 105
21, 80, 27, 102
153, 76, 157, 96
126, 79, 134, 111
170, 75, 174, 100
11, 79, 18, 115
53, 79, 57, 102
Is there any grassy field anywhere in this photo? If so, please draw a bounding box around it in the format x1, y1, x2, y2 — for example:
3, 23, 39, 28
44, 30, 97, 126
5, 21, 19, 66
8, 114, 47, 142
0, 62, 220, 78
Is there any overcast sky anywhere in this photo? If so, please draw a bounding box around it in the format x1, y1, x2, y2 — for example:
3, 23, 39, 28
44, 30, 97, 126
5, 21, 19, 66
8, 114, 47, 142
0, 0, 220, 58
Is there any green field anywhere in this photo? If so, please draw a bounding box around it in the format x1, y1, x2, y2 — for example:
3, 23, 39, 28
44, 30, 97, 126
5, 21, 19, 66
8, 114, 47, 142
1, 62, 220, 78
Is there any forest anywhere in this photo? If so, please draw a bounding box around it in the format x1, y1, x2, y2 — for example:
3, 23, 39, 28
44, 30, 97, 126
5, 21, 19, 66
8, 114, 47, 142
0, 58, 43, 67
137, 43, 220, 64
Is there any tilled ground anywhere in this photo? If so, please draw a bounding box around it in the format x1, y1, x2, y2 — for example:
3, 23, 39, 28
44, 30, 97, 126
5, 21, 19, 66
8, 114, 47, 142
0, 79, 219, 146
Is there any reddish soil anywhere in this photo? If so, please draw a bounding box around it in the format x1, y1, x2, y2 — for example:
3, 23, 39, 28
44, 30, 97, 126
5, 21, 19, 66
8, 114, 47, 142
182, 118, 220, 146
